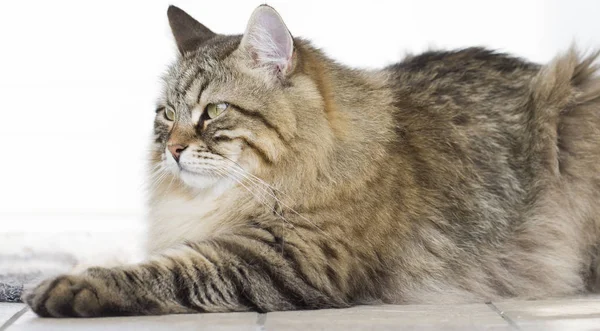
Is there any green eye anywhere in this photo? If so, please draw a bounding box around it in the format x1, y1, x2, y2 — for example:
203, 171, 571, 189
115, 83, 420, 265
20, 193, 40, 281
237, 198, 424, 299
206, 103, 228, 119
165, 107, 176, 121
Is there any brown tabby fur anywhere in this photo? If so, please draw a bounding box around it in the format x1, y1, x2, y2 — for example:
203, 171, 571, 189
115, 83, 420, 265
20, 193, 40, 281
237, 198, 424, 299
25, 5, 600, 317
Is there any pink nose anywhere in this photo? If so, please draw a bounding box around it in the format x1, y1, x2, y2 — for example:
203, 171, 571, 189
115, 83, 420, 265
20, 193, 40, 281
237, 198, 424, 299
168, 144, 187, 162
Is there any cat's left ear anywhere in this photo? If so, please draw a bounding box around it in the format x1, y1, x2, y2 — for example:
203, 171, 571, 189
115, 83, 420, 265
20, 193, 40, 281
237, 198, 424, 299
240, 5, 294, 78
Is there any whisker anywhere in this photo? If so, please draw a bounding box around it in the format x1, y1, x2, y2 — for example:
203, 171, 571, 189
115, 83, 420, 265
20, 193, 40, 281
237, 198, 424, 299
212, 166, 290, 255
148, 168, 169, 189
215, 167, 293, 226
218, 156, 288, 197
218, 161, 333, 240
162, 173, 177, 198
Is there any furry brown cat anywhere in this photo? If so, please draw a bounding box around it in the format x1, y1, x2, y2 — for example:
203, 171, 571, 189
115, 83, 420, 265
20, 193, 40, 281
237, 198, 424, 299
25, 5, 600, 317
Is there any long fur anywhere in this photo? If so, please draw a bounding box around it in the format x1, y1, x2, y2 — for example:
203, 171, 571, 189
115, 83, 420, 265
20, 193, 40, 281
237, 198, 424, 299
24, 6, 600, 317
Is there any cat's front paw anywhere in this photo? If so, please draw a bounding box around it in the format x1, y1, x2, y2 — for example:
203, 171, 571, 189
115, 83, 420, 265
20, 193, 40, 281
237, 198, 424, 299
24, 273, 110, 317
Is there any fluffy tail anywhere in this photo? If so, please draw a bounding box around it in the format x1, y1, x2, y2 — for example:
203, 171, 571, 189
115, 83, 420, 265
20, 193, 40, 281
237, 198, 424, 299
527, 47, 600, 178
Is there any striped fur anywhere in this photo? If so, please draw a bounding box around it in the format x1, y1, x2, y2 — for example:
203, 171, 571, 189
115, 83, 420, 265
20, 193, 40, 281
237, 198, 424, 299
25, 5, 600, 317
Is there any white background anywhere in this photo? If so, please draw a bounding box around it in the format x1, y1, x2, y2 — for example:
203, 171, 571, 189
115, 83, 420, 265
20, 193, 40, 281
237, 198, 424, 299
0, 0, 598, 232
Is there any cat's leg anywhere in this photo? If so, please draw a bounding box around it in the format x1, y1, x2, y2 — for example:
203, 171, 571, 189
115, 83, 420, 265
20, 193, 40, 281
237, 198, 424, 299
24, 227, 350, 317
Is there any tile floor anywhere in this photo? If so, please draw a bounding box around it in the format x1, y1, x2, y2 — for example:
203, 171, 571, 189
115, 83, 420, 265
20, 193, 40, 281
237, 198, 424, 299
2, 296, 600, 330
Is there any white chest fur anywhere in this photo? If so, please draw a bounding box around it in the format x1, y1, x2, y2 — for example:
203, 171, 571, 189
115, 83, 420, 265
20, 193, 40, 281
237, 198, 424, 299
146, 180, 235, 253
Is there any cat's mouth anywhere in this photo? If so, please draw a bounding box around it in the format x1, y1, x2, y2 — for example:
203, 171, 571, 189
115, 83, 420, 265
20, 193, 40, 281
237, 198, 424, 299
163, 150, 216, 176
178, 166, 222, 189
178, 165, 218, 177
162, 148, 231, 189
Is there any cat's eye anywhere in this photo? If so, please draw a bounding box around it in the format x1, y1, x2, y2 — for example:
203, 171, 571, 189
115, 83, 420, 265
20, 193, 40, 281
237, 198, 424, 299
164, 107, 176, 121
206, 103, 229, 119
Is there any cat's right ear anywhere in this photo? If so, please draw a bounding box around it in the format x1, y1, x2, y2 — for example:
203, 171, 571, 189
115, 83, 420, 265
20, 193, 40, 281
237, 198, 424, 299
167, 6, 216, 55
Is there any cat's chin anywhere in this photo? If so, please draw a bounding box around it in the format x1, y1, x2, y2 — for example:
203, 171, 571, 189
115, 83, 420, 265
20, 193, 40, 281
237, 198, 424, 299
178, 169, 221, 189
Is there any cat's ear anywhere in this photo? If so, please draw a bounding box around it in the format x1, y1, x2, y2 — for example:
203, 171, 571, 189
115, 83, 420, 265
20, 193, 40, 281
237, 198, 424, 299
167, 6, 216, 55
240, 5, 294, 77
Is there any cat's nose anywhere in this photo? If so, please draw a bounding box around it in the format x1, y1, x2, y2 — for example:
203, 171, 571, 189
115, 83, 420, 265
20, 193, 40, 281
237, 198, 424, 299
168, 144, 187, 162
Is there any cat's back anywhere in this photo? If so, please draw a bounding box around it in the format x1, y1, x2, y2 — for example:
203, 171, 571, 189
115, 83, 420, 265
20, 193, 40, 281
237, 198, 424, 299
375, 47, 599, 247
386, 47, 540, 115
377, 49, 544, 245
392, 47, 539, 74
382, 48, 543, 196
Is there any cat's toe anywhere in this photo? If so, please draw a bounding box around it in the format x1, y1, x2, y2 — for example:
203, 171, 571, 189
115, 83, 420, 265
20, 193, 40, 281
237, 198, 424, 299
25, 275, 103, 318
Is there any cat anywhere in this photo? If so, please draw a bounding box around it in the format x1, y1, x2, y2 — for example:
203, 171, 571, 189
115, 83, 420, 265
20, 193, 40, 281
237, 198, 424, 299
25, 4, 600, 317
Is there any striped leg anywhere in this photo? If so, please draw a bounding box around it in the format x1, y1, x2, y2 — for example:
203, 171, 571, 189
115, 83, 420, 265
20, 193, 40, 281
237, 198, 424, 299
25, 227, 349, 317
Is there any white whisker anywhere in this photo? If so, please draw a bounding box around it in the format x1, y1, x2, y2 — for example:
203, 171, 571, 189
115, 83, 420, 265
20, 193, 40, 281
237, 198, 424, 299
215, 167, 293, 226
217, 158, 333, 239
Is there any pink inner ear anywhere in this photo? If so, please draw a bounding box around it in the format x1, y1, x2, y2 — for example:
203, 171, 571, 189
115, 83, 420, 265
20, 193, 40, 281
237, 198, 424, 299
243, 6, 293, 75
261, 14, 292, 58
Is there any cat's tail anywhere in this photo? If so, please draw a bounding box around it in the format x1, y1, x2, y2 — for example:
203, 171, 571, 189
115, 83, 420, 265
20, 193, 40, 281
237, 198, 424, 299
524, 47, 600, 294
526, 46, 600, 178
531, 46, 600, 110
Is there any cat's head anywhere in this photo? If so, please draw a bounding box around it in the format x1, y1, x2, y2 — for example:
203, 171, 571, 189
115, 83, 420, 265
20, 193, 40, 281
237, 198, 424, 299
152, 5, 333, 190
